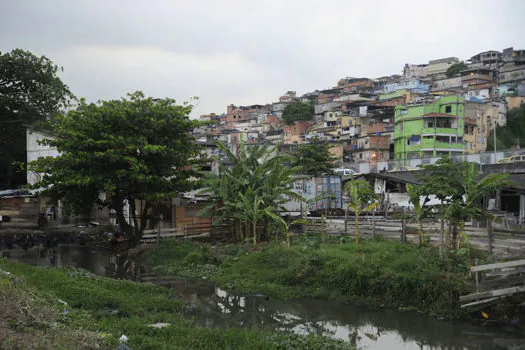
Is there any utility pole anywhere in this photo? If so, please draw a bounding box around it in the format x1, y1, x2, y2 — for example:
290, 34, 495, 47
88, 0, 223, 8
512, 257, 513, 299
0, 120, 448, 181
493, 117, 497, 153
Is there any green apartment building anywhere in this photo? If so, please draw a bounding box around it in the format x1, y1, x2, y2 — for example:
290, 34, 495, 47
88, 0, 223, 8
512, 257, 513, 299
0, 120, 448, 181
394, 96, 465, 161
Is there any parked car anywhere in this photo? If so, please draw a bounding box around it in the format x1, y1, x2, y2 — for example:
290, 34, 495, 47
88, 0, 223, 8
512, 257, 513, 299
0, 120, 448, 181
334, 168, 358, 176
508, 155, 525, 163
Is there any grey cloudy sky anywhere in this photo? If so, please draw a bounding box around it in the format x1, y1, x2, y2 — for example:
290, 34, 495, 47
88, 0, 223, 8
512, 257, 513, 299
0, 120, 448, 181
1, 0, 524, 116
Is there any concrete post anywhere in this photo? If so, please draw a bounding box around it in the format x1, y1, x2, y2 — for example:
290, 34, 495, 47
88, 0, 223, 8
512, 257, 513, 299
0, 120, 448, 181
520, 194, 525, 228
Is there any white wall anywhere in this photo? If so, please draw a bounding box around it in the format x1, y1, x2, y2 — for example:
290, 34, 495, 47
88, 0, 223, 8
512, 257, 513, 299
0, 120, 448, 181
26, 129, 59, 186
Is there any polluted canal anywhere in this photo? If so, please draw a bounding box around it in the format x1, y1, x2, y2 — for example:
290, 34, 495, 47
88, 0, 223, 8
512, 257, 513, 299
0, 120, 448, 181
2, 244, 525, 350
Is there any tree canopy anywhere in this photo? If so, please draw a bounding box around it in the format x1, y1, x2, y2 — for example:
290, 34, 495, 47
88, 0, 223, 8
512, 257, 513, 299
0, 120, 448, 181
445, 61, 468, 78
29, 92, 203, 241
486, 103, 525, 151
0, 49, 71, 189
288, 137, 338, 177
282, 101, 314, 124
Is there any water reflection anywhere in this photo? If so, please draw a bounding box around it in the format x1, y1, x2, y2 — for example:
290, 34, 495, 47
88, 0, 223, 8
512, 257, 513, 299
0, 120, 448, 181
168, 279, 523, 350
2, 245, 524, 350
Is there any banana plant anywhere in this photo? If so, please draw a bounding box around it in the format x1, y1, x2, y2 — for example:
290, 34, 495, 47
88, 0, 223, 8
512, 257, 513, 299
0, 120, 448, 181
345, 176, 378, 245
406, 183, 430, 245
265, 211, 309, 248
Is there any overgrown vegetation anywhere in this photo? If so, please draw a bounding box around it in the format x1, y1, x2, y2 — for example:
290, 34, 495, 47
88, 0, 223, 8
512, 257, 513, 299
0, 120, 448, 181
288, 137, 338, 177
1, 259, 351, 349
487, 103, 525, 151
445, 61, 468, 77
149, 238, 478, 319
281, 101, 314, 125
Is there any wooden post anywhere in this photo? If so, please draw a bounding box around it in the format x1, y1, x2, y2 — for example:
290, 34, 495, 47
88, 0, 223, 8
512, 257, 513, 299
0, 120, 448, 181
345, 204, 348, 233
156, 217, 161, 247
372, 208, 376, 237
440, 199, 445, 258
487, 216, 493, 257
474, 258, 479, 293
401, 207, 406, 243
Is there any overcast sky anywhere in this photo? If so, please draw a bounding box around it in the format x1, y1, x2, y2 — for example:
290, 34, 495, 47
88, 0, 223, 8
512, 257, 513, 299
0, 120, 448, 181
1, 0, 524, 117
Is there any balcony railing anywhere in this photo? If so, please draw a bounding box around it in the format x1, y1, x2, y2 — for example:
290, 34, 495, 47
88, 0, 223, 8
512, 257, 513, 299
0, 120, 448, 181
421, 127, 460, 135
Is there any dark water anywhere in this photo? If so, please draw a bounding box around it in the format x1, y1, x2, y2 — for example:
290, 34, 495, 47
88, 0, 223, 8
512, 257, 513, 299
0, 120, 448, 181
2, 244, 525, 350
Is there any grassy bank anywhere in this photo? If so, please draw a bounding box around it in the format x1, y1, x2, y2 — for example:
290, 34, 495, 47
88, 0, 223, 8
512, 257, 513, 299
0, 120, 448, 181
148, 236, 478, 319
0, 259, 354, 349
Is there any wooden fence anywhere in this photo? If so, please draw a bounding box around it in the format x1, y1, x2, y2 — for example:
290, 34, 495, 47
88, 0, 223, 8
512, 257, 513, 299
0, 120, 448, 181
141, 222, 231, 244
460, 259, 525, 308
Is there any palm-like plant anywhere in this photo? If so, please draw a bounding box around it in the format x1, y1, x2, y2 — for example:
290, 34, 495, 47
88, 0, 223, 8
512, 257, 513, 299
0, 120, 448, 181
445, 162, 511, 248
345, 177, 378, 245
406, 184, 430, 245
198, 138, 305, 244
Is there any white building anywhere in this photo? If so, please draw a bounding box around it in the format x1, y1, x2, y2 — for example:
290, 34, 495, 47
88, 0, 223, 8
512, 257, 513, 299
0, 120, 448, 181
26, 129, 59, 186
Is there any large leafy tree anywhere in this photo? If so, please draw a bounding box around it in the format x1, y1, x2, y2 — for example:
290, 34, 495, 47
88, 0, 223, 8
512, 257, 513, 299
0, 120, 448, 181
282, 101, 314, 125
289, 137, 338, 177
29, 92, 203, 242
199, 139, 304, 245
0, 49, 71, 188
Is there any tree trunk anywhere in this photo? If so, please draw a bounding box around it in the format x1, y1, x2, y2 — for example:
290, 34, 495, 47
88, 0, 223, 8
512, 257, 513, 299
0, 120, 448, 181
252, 220, 257, 248
354, 214, 359, 245
137, 200, 151, 242
111, 196, 134, 242
129, 199, 139, 233
451, 224, 458, 248
419, 219, 424, 245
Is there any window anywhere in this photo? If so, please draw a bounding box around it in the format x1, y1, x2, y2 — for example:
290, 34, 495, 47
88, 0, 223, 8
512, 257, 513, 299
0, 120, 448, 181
428, 122, 434, 128
445, 106, 452, 113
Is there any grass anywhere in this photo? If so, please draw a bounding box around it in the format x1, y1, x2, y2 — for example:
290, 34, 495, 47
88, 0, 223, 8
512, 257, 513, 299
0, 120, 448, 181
148, 235, 480, 319
0, 258, 354, 349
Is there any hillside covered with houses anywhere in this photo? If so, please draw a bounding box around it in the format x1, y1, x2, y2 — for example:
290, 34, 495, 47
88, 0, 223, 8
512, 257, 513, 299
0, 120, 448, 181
195, 47, 525, 173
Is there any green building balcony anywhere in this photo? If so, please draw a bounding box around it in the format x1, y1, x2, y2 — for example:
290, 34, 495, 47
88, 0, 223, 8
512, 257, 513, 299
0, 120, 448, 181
420, 127, 462, 136
420, 140, 464, 151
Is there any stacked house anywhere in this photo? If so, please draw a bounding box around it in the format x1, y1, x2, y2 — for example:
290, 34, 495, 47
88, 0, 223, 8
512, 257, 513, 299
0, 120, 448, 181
192, 47, 525, 171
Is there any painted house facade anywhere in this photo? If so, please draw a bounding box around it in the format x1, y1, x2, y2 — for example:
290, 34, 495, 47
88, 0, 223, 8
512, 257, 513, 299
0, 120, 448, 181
394, 96, 466, 160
